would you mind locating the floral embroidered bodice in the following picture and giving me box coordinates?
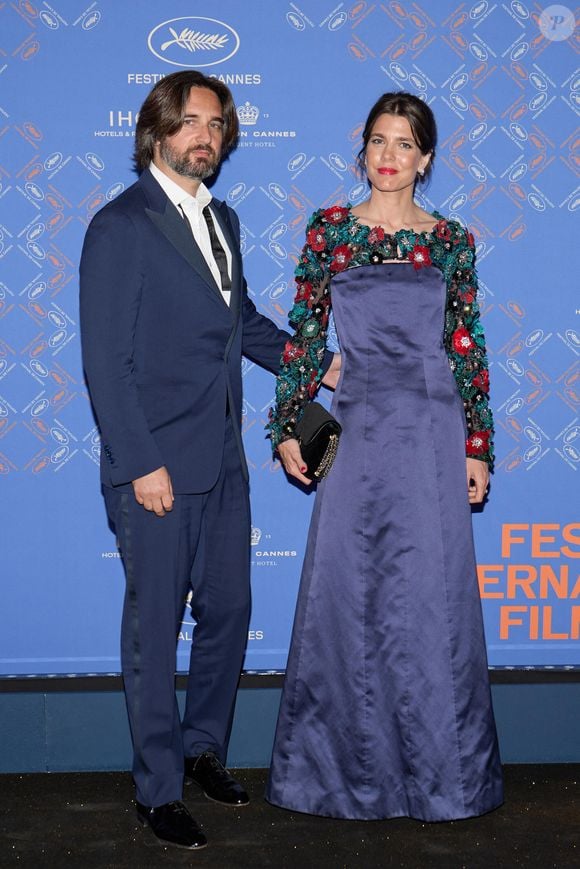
[268,204,494,465]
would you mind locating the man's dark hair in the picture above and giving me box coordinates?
[134,71,239,172]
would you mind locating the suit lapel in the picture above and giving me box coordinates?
[139,170,243,328]
[145,199,223,300]
[140,169,226,307]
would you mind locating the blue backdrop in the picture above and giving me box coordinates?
[1,0,578,675]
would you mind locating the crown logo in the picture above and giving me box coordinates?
[250,526,262,546]
[237,101,260,126]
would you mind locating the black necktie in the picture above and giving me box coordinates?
[202,205,231,294]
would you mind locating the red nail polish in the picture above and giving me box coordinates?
[300,466,307,473]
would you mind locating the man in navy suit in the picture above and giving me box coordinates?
[80,71,337,850]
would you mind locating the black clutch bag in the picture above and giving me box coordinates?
[294,402,342,481]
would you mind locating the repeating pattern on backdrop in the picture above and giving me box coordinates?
[0,1,577,674]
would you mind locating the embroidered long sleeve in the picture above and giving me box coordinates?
[268,206,494,465]
[442,228,494,466]
[268,219,331,450]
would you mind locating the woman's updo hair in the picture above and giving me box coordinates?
[357,92,437,183]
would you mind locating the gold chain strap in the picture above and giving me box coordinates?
[313,434,340,480]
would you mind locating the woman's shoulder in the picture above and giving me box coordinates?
[433,211,475,247]
[306,204,352,229]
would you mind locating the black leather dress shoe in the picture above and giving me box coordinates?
[184,751,250,806]
[136,800,207,849]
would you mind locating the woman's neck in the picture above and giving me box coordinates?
[354,189,428,232]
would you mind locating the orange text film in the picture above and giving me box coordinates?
[478,523,580,641]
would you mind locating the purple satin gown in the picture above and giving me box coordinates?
[266,264,504,821]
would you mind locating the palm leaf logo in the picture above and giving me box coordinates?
[161,27,229,52]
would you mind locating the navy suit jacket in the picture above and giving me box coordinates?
[80,168,290,494]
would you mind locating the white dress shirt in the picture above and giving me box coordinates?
[149,161,232,306]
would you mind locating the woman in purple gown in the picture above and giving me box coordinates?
[266,93,503,822]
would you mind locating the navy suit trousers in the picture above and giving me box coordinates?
[103,418,251,807]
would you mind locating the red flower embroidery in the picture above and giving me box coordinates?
[330,244,353,272]
[459,286,476,304]
[466,431,490,455]
[368,226,385,245]
[294,280,312,302]
[466,231,475,248]
[323,206,350,224]
[473,369,490,392]
[408,244,432,270]
[282,341,306,364]
[452,327,475,356]
[307,371,319,397]
[435,219,451,241]
[306,226,326,252]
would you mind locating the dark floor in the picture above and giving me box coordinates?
[0,766,578,868]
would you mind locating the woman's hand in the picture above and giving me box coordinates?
[321,353,341,390]
[277,438,312,486]
[466,457,489,505]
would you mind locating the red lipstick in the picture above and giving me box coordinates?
[378,168,398,175]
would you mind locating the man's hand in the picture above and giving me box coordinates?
[132,466,174,516]
[321,353,341,390]
[466,457,489,505]
[277,439,312,486]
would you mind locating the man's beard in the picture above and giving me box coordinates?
[160,140,220,181]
